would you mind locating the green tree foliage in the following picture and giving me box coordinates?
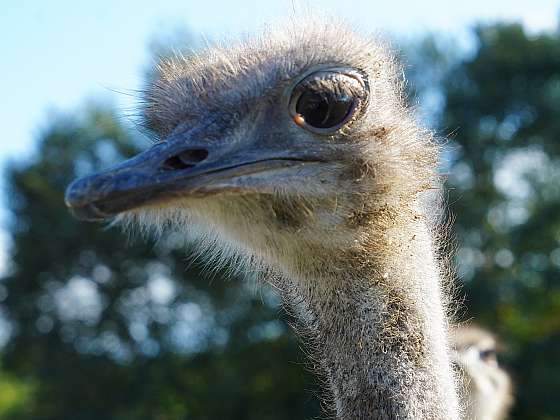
[0,107,319,419]
[442,24,560,419]
[0,369,33,418]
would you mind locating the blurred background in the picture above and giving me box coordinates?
[1,1,560,419]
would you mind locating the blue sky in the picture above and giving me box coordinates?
[0,0,559,273]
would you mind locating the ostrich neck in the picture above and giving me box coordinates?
[278,220,459,420]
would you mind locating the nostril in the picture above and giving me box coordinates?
[180,149,209,164]
[163,155,192,170]
[162,149,209,171]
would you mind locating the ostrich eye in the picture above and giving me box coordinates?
[289,68,368,134]
[479,348,497,363]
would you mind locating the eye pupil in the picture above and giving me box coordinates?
[296,90,354,129]
[479,349,497,362]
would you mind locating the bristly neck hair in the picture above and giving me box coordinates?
[274,206,459,419]
[120,181,460,420]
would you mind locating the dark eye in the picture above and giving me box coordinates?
[289,68,368,134]
[295,90,354,129]
[480,348,497,363]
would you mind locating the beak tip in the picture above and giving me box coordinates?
[64,178,109,222]
[64,178,85,208]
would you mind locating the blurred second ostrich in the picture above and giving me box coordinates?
[452,325,513,420]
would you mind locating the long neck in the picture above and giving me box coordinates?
[277,219,460,420]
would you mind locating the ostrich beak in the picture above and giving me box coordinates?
[65,128,326,221]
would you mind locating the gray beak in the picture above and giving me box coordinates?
[65,126,326,221]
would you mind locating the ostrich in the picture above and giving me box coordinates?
[65,20,460,419]
[451,325,513,420]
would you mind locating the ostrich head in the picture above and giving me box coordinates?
[65,21,439,280]
[65,21,461,419]
[451,326,513,420]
